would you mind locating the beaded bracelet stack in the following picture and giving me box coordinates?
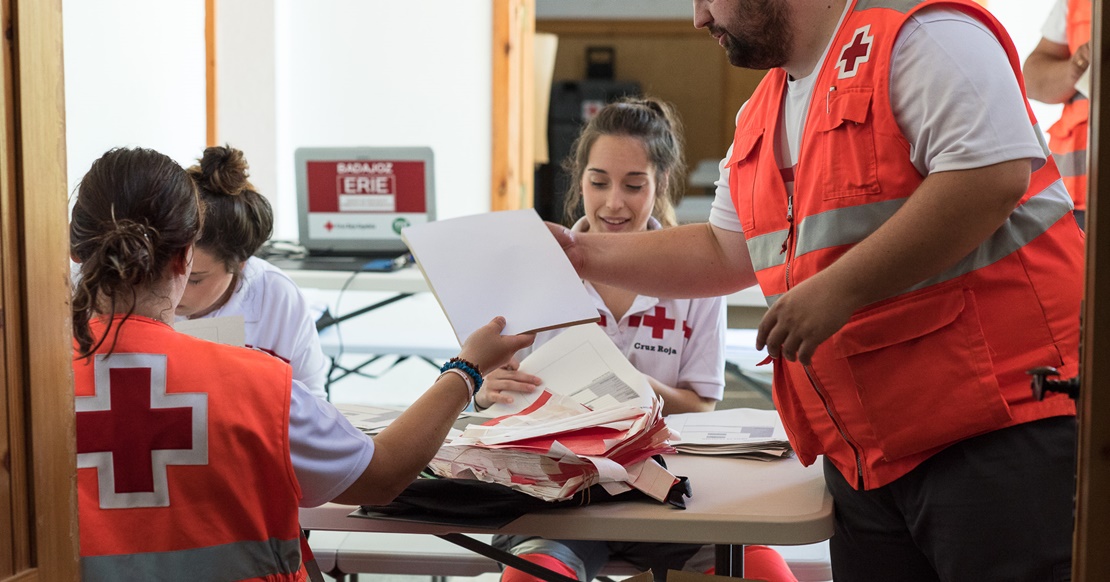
[439,357,483,399]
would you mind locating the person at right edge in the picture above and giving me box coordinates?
[545,0,1085,580]
[1024,0,1091,229]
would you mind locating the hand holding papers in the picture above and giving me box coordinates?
[475,322,654,419]
[429,324,680,503]
[401,209,599,344]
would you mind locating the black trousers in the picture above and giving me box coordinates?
[824,416,1076,582]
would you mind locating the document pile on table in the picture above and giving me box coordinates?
[427,324,680,503]
[665,407,793,460]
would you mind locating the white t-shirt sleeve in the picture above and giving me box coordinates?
[288,379,375,507]
[1041,0,1068,44]
[891,9,1046,176]
[708,142,744,233]
[712,11,1045,232]
[253,263,330,400]
[677,296,727,401]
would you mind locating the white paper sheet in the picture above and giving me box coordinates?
[173,315,245,347]
[475,323,654,419]
[400,209,599,343]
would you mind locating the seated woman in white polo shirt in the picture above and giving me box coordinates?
[474,97,796,582]
[175,145,330,400]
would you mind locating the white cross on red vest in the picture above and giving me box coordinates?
[76,353,208,509]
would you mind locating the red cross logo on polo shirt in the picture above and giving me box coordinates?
[76,353,208,509]
[836,25,874,79]
[641,306,676,339]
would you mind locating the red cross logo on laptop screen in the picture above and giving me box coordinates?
[836,25,874,79]
[76,353,208,509]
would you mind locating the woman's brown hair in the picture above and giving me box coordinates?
[187,145,274,275]
[70,147,201,358]
[561,96,687,228]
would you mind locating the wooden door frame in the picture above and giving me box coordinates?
[491,0,535,212]
[0,0,79,579]
[1076,1,1109,579]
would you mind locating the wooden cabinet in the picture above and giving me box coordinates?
[536,19,767,187]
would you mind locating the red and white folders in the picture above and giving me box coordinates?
[429,324,678,503]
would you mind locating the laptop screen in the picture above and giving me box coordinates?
[294,146,436,255]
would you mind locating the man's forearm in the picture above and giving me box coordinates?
[574,222,757,298]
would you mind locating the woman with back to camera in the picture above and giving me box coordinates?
[71,146,533,581]
[176,145,330,399]
[475,97,797,582]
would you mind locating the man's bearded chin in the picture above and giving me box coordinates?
[725,35,787,70]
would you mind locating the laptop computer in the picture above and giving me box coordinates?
[268,146,436,272]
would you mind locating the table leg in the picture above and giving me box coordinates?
[438,533,579,582]
[714,544,745,578]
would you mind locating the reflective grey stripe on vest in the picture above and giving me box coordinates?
[745,228,790,307]
[795,198,907,259]
[747,181,1072,306]
[747,229,790,273]
[1053,150,1087,178]
[903,180,1073,293]
[81,536,301,582]
[855,0,918,14]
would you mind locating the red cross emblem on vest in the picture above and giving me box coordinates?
[76,353,208,509]
[836,25,874,79]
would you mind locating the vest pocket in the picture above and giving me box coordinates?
[814,88,880,199]
[834,284,1012,461]
[728,128,764,233]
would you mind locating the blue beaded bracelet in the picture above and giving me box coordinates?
[440,358,483,395]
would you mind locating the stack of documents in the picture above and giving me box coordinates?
[665,408,793,460]
[427,324,680,503]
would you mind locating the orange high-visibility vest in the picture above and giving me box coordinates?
[75,315,307,581]
[728,0,1084,490]
[1046,0,1091,211]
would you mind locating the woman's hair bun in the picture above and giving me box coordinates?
[195,145,250,196]
[98,218,157,284]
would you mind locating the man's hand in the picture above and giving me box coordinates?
[756,274,858,366]
[546,221,582,274]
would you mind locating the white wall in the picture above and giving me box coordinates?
[63,0,492,242]
[62,0,206,197]
[216,0,283,234]
[986,0,1064,127]
[219,1,493,241]
[61,0,1063,231]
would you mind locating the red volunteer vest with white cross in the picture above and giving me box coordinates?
[75,315,306,581]
[729,0,1083,490]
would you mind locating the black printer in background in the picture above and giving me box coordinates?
[535,46,640,224]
